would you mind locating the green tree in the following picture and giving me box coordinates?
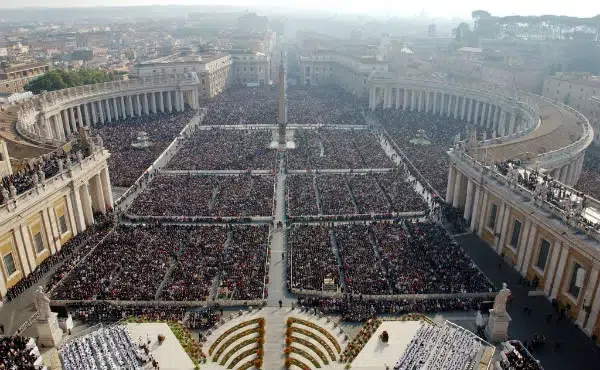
[24,68,119,94]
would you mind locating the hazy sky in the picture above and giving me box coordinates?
[0,0,597,18]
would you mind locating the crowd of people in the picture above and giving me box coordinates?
[185,309,219,330]
[60,325,140,370]
[1,143,90,201]
[287,175,319,216]
[287,221,492,297]
[3,213,113,302]
[204,87,278,126]
[0,336,40,370]
[287,225,339,291]
[499,340,543,370]
[53,224,269,302]
[93,111,194,187]
[287,86,365,126]
[128,174,274,217]
[287,129,392,170]
[70,303,186,324]
[297,296,485,322]
[376,108,486,197]
[394,322,485,370]
[167,129,276,170]
[575,154,600,200]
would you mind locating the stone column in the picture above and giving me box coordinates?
[474,100,480,125]
[466,99,472,123]
[120,96,127,118]
[84,103,91,127]
[576,267,598,327]
[71,184,87,233]
[76,105,83,128]
[549,246,569,299]
[509,112,516,134]
[566,162,576,186]
[477,191,489,237]
[112,97,120,121]
[425,91,430,113]
[105,99,112,122]
[369,87,375,109]
[463,179,475,221]
[90,103,98,124]
[403,89,408,110]
[166,91,173,113]
[143,93,149,115]
[496,203,509,254]
[100,167,114,209]
[136,94,142,116]
[80,182,95,227]
[69,107,77,133]
[91,174,106,214]
[158,91,165,113]
[481,103,487,127]
[461,97,467,120]
[446,166,456,203]
[179,91,185,111]
[151,92,157,114]
[382,87,389,109]
[395,87,401,109]
[470,185,482,231]
[452,171,463,208]
[584,279,600,335]
[127,95,134,117]
[453,96,459,118]
[559,165,568,183]
[13,226,31,275]
[56,113,67,138]
[97,101,105,124]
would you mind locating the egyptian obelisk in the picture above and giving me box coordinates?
[278,53,287,147]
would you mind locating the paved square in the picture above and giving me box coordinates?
[126,323,195,370]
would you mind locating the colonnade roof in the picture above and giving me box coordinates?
[469,99,583,164]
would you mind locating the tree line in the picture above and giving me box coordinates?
[24,69,124,94]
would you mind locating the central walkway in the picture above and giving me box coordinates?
[267,151,296,308]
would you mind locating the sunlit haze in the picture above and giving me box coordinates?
[0,0,597,18]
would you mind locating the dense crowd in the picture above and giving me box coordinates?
[93,111,194,187]
[71,303,186,324]
[54,224,269,302]
[499,341,543,370]
[0,336,39,370]
[167,129,276,170]
[287,221,492,297]
[287,175,319,216]
[217,225,269,300]
[128,174,274,217]
[374,221,492,294]
[185,309,219,330]
[317,175,357,215]
[575,154,600,200]
[1,144,89,201]
[287,129,392,169]
[298,296,485,322]
[374,171,428,212]
[3,213,113,302]
[288,225,339,291]
[287,86,365,125]
[205,87,278,125]
[377,108,485,196]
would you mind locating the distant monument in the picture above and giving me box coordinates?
[278,53,287,147]
[34,286,63,347]
[485,283,512,342]
[131,131,152,149]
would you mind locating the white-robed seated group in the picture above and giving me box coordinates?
[60,325,141,370]
[394,322,485,370]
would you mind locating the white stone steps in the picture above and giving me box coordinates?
[221,337,258,369]
[292,340,330,366]
[210,322,260,360]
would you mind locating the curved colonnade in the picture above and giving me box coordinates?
[367,76,593,188]
[14,74,201,147]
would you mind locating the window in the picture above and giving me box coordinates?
[59,215,68,234]
[33,231,45,253]
[487,203,498,230]
[536,239,551,271]
[3,253,16,276]
[567,262,583,298]
[510,220,522,248]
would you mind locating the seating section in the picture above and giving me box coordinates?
[285,316,344,369]
[207,317,265,370]
[60,325,139,370]
[393,322,487,370]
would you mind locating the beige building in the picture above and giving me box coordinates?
[0,62,50,93]
[0,140,112,299]
[132,54,233,100]
[542,73,600,144]
[448,147,600,344]
[0,140,11,178]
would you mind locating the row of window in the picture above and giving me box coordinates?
[487,204,582,299]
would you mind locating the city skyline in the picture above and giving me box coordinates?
[0,0,597,19]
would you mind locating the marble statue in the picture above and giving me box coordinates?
[76,151,83,162]
[34,286,52,321]
[1,187,8,203]
[96,134,103,148]
[38,170,45,182]
[58,159,64,172]
[493,283,511,315]
[9,184,17,198]
[32,173,39,185]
